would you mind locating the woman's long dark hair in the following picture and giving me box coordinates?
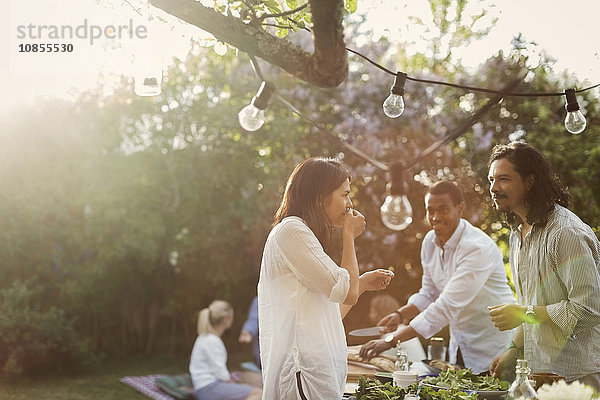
[488,141,571,227]
[274,157,350,251]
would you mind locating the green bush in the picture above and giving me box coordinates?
[0,281,99,376]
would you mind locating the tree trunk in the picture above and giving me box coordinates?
[149,0,348,88]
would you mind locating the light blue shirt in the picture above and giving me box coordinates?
[409,219,516,373]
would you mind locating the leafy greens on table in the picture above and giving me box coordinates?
[354,376,479,400]
[421,369,510,391]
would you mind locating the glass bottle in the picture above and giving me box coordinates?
[505,359,537,400]
[394,344,409,372]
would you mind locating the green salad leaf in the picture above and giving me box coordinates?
[420,369,510,391]
[354,377,479,400]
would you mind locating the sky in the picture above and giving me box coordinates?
[2,0,599,111]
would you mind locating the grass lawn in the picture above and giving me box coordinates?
[0,355,190,400]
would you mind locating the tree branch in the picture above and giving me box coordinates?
[258,3,308,21]
[149,0,348,88]
[262,23,293,29]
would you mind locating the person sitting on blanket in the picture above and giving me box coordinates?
[190,300,262,400]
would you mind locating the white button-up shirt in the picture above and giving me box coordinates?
[409,219,515,373]
[258,217,350,400]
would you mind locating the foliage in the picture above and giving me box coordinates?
[208,0,356,40]
[354,377,478,400]
[355,376,408,399]
[420,369,510,391]
[0,281,98,375]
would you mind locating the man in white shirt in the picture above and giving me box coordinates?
[360,181,515,373]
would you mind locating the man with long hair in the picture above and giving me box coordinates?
[487,141,600,390]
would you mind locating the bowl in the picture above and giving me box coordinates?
[393,371,418,387]
[529,372,564,391]
[374,372,393,384]
[421,383,506,400]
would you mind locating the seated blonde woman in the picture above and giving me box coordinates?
[189,300,262,400]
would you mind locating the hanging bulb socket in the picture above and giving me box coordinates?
[390,72,407,96]
[383,72,407,118]
[251,81,276,110]
[238,81,276,132]
[564,88,586,134]
[564,88,580,112]
[389,162,409,196]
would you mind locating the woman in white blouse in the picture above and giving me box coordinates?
[258,157,394,400]
[189,300,262,400]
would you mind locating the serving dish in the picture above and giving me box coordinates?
[349,326,384,337]
[421,383,507,400]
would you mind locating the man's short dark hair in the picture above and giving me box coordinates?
[425,181,464,206]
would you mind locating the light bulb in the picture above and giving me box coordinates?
[383,71,407,118]
[565,110,586,134]
[564,88,586,134]
[238,104,265,131]
[238,81,276,132]
[383,94,405,118]
[134,45,163,96]
[380,194,413,230]
[214,41,227,56]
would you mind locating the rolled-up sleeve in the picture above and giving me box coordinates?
[545,227,600,335]
[411,245,495,338]
[276,220,350,303]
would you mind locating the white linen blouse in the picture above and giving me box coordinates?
[189,333,231,390]
[258,216,351,400]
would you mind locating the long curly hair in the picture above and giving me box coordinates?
[274,157,351,252]
[488,141,570,227]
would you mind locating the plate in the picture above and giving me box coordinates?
[348,326,384,337]
[421,383,507,400]
[420,359,442,373]
[374,371,393,383]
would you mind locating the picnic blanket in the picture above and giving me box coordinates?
[120,374,194,400]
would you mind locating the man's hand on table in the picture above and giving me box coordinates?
[359,339,393,360]
[490,348,519,379]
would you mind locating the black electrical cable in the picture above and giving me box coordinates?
[346,47,600,96]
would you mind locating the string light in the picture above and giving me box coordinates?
[214,41,228,56]
[345,47,598,134]
[239,55,593,232]
[137,3,600,229]
[380,162,413,231]
[383,72,407,118]
[238,81,276,131]
[564,88,587,134]
[133,0,163,96]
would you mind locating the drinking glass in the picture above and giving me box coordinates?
[427,337,447,361]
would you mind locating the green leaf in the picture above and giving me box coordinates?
[286,0,298,9]
[264,0,282,14]
[345,0,357,13]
